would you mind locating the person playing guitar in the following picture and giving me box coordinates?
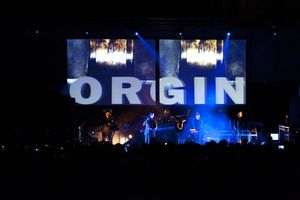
[173,108,190,144]
[143,112,157,144]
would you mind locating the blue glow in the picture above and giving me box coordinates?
[85,32,89,35]
[136,33,158,60]
[273,32,277,36]
[223,34,230,70]
[187,106,232,144]
[179,32,182,36]
[227,32,231,36]
[135,32,139,36]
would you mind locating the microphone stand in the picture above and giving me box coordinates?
[237,117,240,143]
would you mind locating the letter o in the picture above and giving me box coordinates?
[69,76,102,105]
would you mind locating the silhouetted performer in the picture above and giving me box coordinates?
[100,109,116,144]
[175,118,187,144]
[189,112,204,144]
[143,112,157,144]
[233,111,247,143]
[174,108,189,144]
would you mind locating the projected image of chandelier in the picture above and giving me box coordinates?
[181,40,224,68]
[90,39,134,67]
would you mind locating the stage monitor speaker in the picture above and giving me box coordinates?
[279,125,290,143]
[290,97,300,131]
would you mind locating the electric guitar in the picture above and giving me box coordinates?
[175,119,186,131]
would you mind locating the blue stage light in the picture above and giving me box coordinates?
[135,32,139,36]
[179,32,182,36]
[85,32,89,35]
[227,32,231,36]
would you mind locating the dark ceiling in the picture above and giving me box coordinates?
[1,0,300,29]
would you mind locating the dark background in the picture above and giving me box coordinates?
[1,0,300,142]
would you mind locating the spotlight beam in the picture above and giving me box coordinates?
[135,33,158,60]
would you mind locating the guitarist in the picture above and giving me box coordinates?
[175,118,187,144]
[143,112,157,144]
[189,112,204,144]
[174,108,190,144]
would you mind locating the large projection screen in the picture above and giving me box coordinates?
[67,39,246,105]
[159,39,246,105]
[67,39,156,105]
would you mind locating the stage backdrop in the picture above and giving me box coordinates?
[67,39,246,105]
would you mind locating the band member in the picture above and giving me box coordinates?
[231,111,247,143]
[143,112,157,144]
[100,109,116,144]
[189,112,204,144]
[175,118,187,144]
[174,108,190,144]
